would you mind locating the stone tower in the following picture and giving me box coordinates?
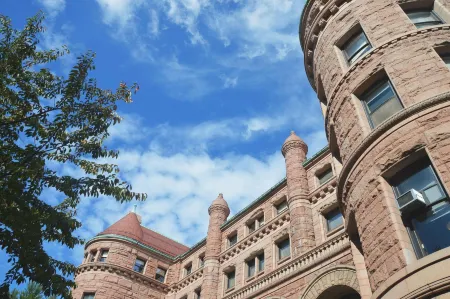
[282,131,315,255]
[201,193,230,299]
[301,0,450,297]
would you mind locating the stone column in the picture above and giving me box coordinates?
[281,131,315,255]
[201,194,230,299]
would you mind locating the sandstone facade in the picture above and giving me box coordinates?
[73,0,450,298]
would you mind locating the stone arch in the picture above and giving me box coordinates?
[300,265,360,299]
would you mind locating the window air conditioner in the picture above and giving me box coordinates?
[396,189,426,215]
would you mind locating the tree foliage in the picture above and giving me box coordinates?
[0,12,146,298]
[9,281,57,299]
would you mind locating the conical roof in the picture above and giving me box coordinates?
[209,193,230,216]
[281,131,308,156]
[98,212,189,257]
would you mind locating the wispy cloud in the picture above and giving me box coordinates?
[38,0,66,17]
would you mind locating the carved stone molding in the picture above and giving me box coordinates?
[76,262,169,293]
[168,267,204,294]
[219,212,290,263]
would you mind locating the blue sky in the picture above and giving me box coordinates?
[1,0,325,289]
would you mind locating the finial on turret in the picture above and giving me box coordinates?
[209,193,230,216]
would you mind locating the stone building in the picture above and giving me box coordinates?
[73,0,450,298]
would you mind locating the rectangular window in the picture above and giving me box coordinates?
[195,289,201,299]
[406,10,443,28]
[342,30,372,64]
[257,253,265,272]
[89,251,97,262]
[326,208,344,231]
[199,255,205,268]
[248,221,256,233]
[82,293,95,299]
[98,250,108,262]
[228,234,238,247]
[247,259,256,278]
[278,238,291,260]
[155,267,167,283]
[361,80,403,128]
[257,215,265,227]
[185,264,192,276]
[275,201,288,215]
[439,53,450,69]
[390,157,450,258]
[226,270,235,289]
[318,168,333,185]
[133,258,146,273]
[83,252,88,262]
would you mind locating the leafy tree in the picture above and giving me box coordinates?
[0,12,146,298]
[9,281,57,299]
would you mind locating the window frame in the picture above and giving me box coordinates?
[360,79,403,128]
[195,288,202,299]
[89,251,97,263]
[317,167,334,186]
[184,263,192,276]
[198,253,205,268]
[342,30,372,65]
[405,9,444,28]
[275,200,288,215]
[228,233,238,248]
[82,293,95,299]
[325,208,344,232]
[98,249,108,262]
[155,267,167,283]
[133,257,146,274]
[277,238,291,261]
[226,269,236,290]
[390,157,450,259]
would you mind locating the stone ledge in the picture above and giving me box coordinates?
[372,247,450,299]
[168,267,204,293]
[75,262,169,293]
[223,232,350,299]
[309,177,337,204]
[219,211,291,263]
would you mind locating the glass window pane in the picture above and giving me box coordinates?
[229,234,237,246]
[442,55,450,68]
[276,201,288,214]
[133,258,145,273]
[257,215,265,227]
[423,184,446,204]
[99,250,108,262]
[318,168,333,185]
[349,44,371,64]
[396,165,438,196]
[227,271,235,289]
[411,201,450,256]
[258,253,265,271]
[345,32,368,58]
[247,259,255,277]
[248,221,256,233]
[326,208,344,231]
[365,82,394,112]
[408,11,439,23]
[82,294,95,299]
[278,239,290,259]
[369,95,403,127]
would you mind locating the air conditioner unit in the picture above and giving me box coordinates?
[396,189,426,215]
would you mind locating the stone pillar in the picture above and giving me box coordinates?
[281,131,315,255]
[350,243,372,299]
[201,193,230,299]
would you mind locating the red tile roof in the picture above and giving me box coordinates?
[99,213,189,257]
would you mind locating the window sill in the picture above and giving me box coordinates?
[225,287,235,294]
[257,270,265,277]
[278,256,291,265]
[246,276,255,283]
[326,225,344,238]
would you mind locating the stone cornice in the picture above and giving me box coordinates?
[309,176,337,204]
[325,25,450,138]
[220,211,290,263]
[76,262,169,293]
[168,267,203,294]
[337,92,450,213]
[223,232,350,299]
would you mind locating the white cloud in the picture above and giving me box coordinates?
[148,9,160,37]
[95,0,145,29]
[222,76,238,89]
[38,0,66,17]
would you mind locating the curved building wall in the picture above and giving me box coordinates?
[301,0,450,297]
